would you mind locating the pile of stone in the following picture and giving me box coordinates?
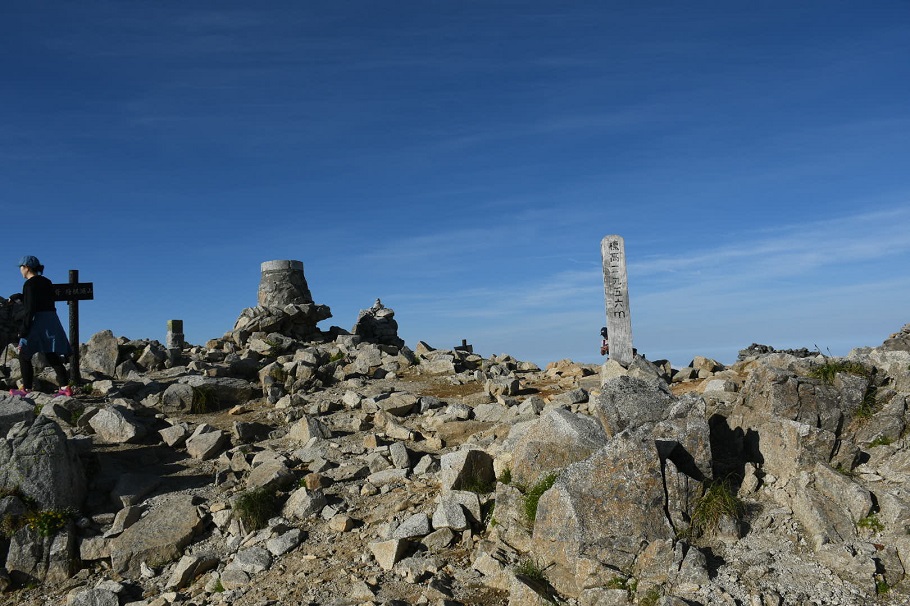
[0,296,26,353]
[737,342,815,360]
[352,299,405,348]
[1,259,909,606]
[229,260,333,347]
[881,323,910,352]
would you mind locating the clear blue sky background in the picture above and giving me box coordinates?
[2,2,909,368]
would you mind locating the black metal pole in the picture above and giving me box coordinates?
[68,269,82,385]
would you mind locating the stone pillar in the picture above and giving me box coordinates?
[601,235,634,365]
[258,260,314,307]
[166,319,184,366]
[166,319,184,349]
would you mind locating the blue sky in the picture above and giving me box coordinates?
[2,1,909,368]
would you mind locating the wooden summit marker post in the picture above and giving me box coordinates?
[53,269,94,385]
[601,235,633,365]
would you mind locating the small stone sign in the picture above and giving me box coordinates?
[601,235,633,365]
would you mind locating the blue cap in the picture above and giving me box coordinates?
[17,255,40,269]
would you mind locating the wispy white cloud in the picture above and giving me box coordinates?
[631,206,910,281]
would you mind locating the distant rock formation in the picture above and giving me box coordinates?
[352,298,404,348]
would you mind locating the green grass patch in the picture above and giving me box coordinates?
[0,514,20,539]
[514,557,547,581]
[23,509,71,537]
[461,475,496,495]
[808,359,869,384]
[688,479,744,541]
[190,385,220,414]
[808,356,880,421]
[0,487,68,538]
[483,501,496,528]
[523,472,558,527]
[513,558,560,605]
[70,407,85,425]
[854,387,881,421]
[869,435,894,448]
[605,577,626,590]
[456,457,496,494]
[497,467,512,485]
[233,487,281,530]
[857,514,884,533]
[835,463,857,478]
[638,586,662,606]
[605,576,638,599]
[267,365,288,383]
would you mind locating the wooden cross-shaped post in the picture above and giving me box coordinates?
[52,270,94,385]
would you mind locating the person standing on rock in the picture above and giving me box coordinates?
[10,256,71,397]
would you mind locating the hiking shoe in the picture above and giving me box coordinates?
[55,386,73,398]
[9,389,29,397]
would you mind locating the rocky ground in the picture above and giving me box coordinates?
[0,325,598,606]
[1,309,910,606]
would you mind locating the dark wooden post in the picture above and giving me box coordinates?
[67,270,82,385]
[53,271,93,385]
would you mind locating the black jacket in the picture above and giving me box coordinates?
[20,275,58,338]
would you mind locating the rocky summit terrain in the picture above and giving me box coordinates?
[1,268,910,606]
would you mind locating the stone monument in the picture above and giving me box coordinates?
[258,260,314,307]
[601,235,633,365]
[229,260,331,346]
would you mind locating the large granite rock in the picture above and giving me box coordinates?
[0,416,86,510]
[531,429,675,597]
[5,523,79,585]
[507,408,607,488]
[80,330,120,378]
[109,495,205,576]
[0,394,37,436]
[160,376,256,414]
[88,405,148,444]
[592,375,673,437]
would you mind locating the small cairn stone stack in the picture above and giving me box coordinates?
[352,299,404,348]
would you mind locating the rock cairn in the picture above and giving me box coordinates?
[352,299,405,348]
[0,296,25,352]
[230,260,332,346]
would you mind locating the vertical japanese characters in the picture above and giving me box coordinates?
[601,235,634,365]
